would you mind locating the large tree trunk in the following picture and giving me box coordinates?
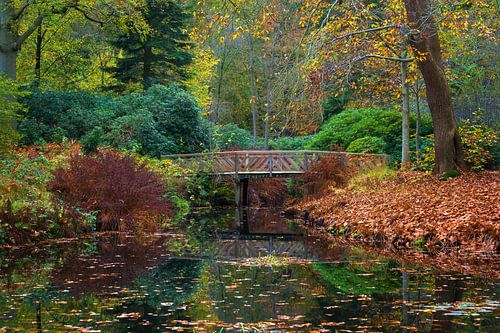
[404,0,466,174]
[0,2,17,79]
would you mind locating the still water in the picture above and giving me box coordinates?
[0,209,498,332]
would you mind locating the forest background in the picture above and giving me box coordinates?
[0,0,498,244]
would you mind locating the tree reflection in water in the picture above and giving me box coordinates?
[0,209,498,332]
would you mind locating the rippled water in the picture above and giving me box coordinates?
[0,209,498,332]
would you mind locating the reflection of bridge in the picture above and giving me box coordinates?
[214,238,313,260]
[163,150,388,206]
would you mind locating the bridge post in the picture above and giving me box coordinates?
[242,178,249,207]
[235,177,249,207]
[235,177,241,206]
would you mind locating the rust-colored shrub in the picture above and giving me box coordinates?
[49,152,172,232]
[248,178,288,206]
[301,156,351,195]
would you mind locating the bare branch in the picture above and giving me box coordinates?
[16,15,43,49]
[333,24,396,42]
[73,6,105,25]
[353,53,414,63]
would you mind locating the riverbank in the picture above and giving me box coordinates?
[295,170,499,253]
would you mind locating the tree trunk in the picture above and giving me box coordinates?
[264,78,271,150]
[404,0,466,174]
[249,34,257,147]
[34,20,43,87]
[415,80,421,159]
[264,28,280,150]
[143,43,153,90]
[0,2,17,79]
[214,43,227,122]
[400,51,410,166]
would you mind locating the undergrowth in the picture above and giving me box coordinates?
[49,151,172,233]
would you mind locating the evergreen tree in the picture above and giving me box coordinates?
[109,0,192,90]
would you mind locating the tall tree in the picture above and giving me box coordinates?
[0,0,115,79]
[109,0,192,90]
[403,0,466,174]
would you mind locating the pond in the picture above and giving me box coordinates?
[0,208,498,332]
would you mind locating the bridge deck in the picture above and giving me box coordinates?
[162,150,388,177]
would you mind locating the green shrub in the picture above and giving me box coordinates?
[147,85,209,152]
[105,111,176,156]
[81,126,105,154]
[213,123,253,150]
[269,136,313,150]
[19,89,108,144]
[19,85,209,155]
[0,76,26,152]
[489,140,500,168]
[415,120,498,171]
[346,136,386,154]
[459,120,498,170]
[307,108,433,162]
[322,92,350,120]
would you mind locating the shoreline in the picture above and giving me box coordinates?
[296,219,500,279]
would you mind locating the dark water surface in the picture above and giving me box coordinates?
[0,209,498,332]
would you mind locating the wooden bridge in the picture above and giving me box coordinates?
[162,150,388,177]
[162,150,388,206]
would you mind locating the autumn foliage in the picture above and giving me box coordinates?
[248,178,288,206]
[297,171,500,252]
[49,152,172,232]
[301,156,351,196]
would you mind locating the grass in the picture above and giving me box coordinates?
[347,167,396,191]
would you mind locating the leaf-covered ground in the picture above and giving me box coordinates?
[297,171,500,252]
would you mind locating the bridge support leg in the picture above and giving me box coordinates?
[242,178,249,207]
[235,177,249,207]
[235,177,241,206]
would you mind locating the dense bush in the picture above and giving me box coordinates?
[19,85,209,155]
[0,76,26,152]
[415,120,498,171]
[81,126,104,154]
[105,111,176,156]
[307,108,433,162]
[346,136,387,154]
[49,152,172,232]
[0,143,95,244]
[269,136,312,150]
[109,85,209,154]
[322,92,350,120]
[301,156,350,195]
[459,120,498,170]
[213,123,254,150]
[19,90,109,144]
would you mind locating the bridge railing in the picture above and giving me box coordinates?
[162,150,388,176]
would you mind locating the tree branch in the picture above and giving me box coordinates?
[16,15,43,49]
[73,6,105,25]
[333,24,397,42]
[12,0,33,20]
[353,53,414,63]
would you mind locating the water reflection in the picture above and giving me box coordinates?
[0,209,498,332]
